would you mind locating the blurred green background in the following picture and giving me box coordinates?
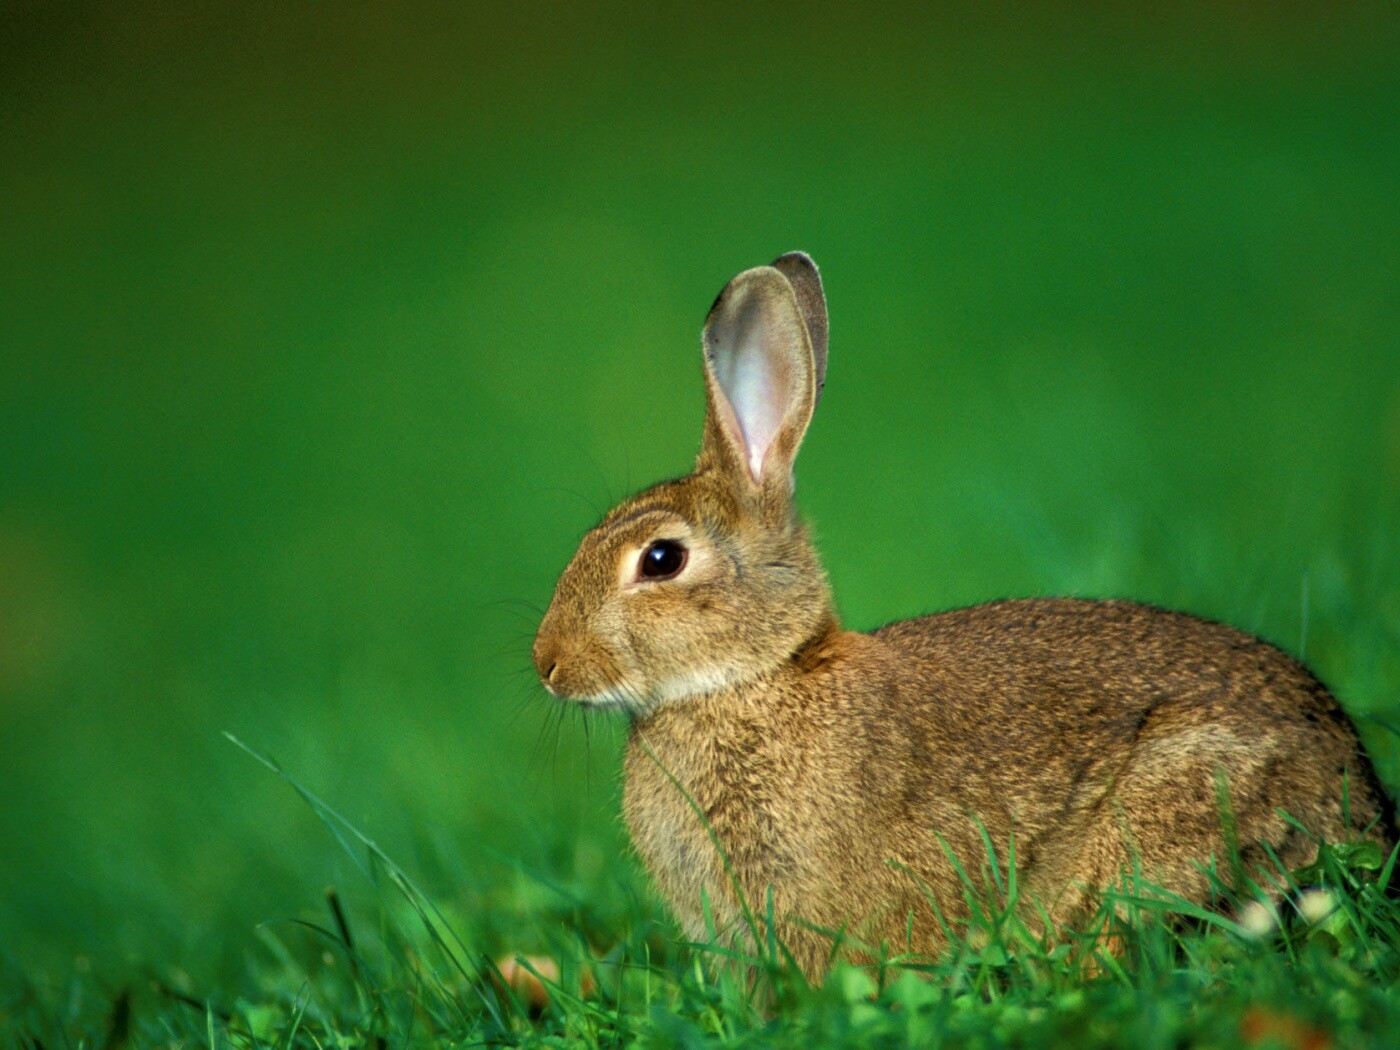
[3,2,1398,983]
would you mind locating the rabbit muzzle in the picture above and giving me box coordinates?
[532,626,636,708]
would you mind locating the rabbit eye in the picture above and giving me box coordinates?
[639,540,687,581]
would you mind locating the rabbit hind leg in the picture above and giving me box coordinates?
[1027,734,1329,941]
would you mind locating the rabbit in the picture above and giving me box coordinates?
[532,252,1395,981]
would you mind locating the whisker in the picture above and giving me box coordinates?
[580,704,594,789]
[527,697,566,775]
[505,682,548,727]
[489,596,548,613]
[542,482,608,523]
[550,698,570,777]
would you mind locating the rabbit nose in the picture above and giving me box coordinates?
[532,638,561,692]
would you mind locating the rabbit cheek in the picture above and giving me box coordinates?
[622,600,744,704]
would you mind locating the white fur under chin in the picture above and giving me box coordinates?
[577,664,743,714]
[651,664,745,705]
[574,687,644,713]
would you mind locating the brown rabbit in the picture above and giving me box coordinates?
[532,252,1394,981]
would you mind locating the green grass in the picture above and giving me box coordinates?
[8,738,1400,1046]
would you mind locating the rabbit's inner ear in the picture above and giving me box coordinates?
[703,266,815,487]
[710,305,797,481]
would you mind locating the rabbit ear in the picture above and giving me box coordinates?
[700,263,818,490]
[770,252,828,406]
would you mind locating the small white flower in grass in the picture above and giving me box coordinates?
[1237,899,1279,938]
[1296,887,1338,925]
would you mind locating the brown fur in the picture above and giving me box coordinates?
[533,254,1394,982]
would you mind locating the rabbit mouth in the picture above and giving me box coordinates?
[555,665,737,714]
[561,682,651,714]
[538,639,746,713]
[570,664,746,713]
[579,688,642,712]
[541,664,654,712]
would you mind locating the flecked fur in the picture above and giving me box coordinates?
[534,254,1394,981]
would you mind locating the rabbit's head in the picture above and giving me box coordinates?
[533,254,836,714]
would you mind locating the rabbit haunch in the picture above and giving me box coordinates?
[533,252,1394,982]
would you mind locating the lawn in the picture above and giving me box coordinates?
[9,738,1400,1045]
[2,3,1399,1046]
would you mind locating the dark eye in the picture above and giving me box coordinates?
[639,539,687,580]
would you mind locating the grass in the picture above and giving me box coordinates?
[8,735,1400,1047]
